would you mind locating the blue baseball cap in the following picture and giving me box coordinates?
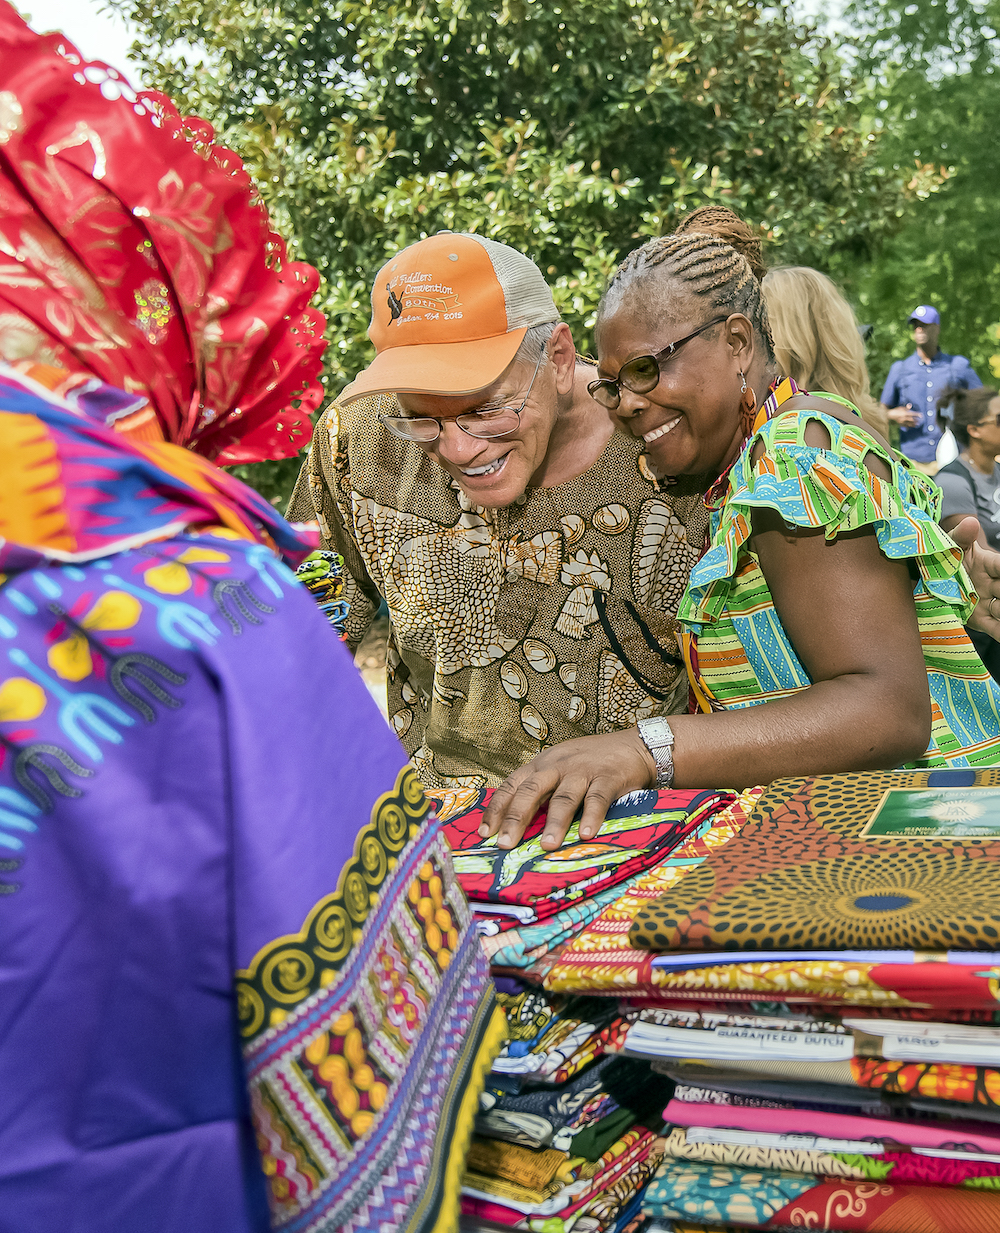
[908,305,941,325]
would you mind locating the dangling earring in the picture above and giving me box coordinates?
[739,371,757,437]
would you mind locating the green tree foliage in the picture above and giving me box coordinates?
[845,0,1000,391]
[110,0,917,503]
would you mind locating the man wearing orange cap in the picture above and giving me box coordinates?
[290,233,708,803]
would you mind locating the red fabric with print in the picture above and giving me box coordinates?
[768,1179,1000,1232]
[442,786,732,922]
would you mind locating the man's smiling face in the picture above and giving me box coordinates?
[395,350,558,508]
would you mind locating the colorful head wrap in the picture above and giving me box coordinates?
[0,363,314,569]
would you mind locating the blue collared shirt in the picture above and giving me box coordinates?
[880,350,982,462]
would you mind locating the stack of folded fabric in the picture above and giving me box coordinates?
[439,786,735,978]
[623,1007,1000,1227]
[616,767,1000,1232]
[460,767,1000,1232]
[460,985,676,1232]
[438,788,752,1232]
[511,789,763,996]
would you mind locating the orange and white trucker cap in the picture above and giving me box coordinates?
[339,232,560,403]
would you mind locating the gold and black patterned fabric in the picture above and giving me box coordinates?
[289,391,709,803]
[630,768,1000,953]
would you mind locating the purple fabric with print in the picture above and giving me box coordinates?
[0,536,406,1230]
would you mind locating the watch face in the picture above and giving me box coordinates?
[644,717,673,745]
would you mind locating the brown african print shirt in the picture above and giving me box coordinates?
[288,393,708,806]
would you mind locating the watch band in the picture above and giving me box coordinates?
[637,716,675,788]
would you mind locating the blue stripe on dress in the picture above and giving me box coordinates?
[731,609,810,695]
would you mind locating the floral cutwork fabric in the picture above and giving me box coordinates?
[0,6,326,463]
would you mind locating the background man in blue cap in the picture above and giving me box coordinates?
[880,304,983,473]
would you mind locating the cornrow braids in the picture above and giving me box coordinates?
[600,208,775,361]
[675,205,767,279]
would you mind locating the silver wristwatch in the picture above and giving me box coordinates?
[637,716,676,788]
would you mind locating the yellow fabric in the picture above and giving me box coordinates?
[462,1169,562,1205]
[557,1155,587,1184]
[0,409,73,553]
[466,1138,569,1190]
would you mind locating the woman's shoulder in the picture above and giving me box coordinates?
[935,457,975,486]
[766,392,893,456]
[737,390,944,528]
[686,392,967,626]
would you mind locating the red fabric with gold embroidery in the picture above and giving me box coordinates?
[0,2,326,463]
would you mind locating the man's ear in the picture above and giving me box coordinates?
[549,323,577,394]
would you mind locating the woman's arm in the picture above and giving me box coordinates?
[481,515,931,851]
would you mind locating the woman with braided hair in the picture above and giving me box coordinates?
[481,205,1000,850]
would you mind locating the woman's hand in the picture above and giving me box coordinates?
[479,729,657,851]
[949,516,1000,641]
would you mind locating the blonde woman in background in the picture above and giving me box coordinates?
[762,265,890,439]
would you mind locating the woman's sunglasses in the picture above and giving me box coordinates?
[587,315,730,411]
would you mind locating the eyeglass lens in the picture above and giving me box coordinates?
[382,343,545,441]
[589,315,730,410]
[590,356,661,409]
[457,408,521,437]
[619,356,661,393]
[384,406,521,442]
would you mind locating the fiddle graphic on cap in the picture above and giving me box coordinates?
[387,284,403,323]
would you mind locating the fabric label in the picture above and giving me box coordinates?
[859,787,1000,838]
[687,1128,884,1155]
[879,1032,1000,1065]
[626,1023,854,1061]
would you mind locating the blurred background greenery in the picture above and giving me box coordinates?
[107,0,1000,506]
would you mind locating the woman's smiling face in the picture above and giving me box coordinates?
[595,303,754,479]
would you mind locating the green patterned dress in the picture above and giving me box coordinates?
[678,379,1000,767]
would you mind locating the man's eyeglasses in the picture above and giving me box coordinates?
[587,316,730,411]
[379,347,546,443]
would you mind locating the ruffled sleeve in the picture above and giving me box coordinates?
[679,408,975,628]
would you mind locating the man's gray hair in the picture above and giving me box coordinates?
[514,321,560,368]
